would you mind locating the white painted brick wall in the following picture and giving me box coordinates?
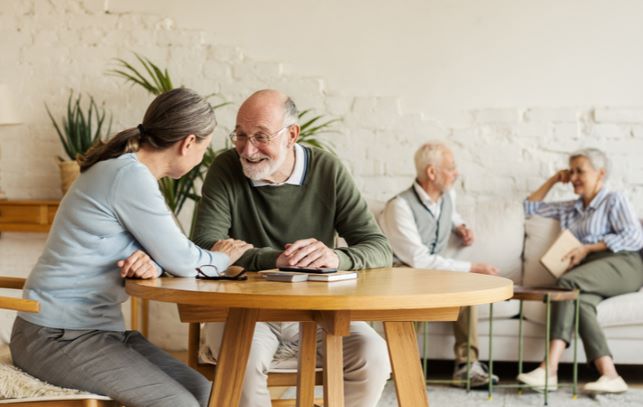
[1,0,643,350]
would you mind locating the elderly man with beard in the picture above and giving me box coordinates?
[192,89,392,407]
[377,141,500,388]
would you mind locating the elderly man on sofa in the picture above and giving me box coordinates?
[378,141,500,388]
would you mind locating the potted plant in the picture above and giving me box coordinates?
[46,92,112,194]
[297,108,340,154]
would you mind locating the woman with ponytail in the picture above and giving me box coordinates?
[10,88,251,407]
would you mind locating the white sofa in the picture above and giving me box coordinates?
[370,200,643,365]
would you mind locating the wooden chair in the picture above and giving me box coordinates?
[181,309,324,407]
[0,276,118,407]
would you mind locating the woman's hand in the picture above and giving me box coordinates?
[211,239,253,264]
[118,250,158,279]
[563,245,590,269]
[554,169,571,184]
[528,169,572,201]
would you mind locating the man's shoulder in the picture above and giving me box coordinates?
[305,145,342,168]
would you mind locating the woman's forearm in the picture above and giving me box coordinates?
[527,176,558,202]
[586,241,608,254]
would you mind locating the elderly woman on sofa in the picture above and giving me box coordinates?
[517,148,643,394]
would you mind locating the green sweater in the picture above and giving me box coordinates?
[192,147,392,271]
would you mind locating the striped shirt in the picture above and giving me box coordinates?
[524,188,643,253]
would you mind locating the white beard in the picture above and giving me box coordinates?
[240,140,289,181]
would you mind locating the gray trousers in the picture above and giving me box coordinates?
[203,321,391,407]
[10,317,211,407]
[551,251,643,362]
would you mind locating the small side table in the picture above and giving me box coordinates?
[487,286,580,406]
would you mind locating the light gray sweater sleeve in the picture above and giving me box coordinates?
[110,164,229,276]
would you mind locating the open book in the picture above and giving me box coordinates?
[540,229,582,278]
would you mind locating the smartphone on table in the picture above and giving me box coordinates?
[278,266,337,274]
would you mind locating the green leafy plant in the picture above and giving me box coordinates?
[297,109,340,154]
[110,53,173,96]
[46,93,112,161]
[109,53,229,109]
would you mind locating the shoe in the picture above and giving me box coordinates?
[583,375,628,394]
[452,361,500,388]
[516,367,558,391]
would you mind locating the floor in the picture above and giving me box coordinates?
[169,351,643,399]
[420,359,643,391]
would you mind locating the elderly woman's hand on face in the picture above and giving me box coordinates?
[554,169,571,184]
[211,239,253,264]
[118,250,158,279]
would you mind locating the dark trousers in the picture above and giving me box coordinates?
[11,317,211,407]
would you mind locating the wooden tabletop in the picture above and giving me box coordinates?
[126,267,513,310]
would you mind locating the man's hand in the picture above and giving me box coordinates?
[211,239,253,264]
[276,238,340,269]
[455,224,475,246]
[118,250,157,279]
[470,263,499,275]
[562,245,590,269]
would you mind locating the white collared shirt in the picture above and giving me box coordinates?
[378,183,471,272]
[251,143,306,187]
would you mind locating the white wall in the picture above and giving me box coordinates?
[1,0,642,349]
[111,0,643,114]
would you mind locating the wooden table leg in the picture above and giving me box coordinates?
[384,321,429,407]
[297,321,317,407]
[316,311,350,407]
[323,332,344,407]
[208,308,259,407]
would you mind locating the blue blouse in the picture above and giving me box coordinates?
[524,188,643,253]
[19,153,230,331]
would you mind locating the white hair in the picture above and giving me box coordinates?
[414,142,450,182]
[570,148,610,180]
[283,97,299,126]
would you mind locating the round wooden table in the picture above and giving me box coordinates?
[126,268,513,407]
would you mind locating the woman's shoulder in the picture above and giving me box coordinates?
[602,189,632,206]
[90,153,156,192]
[90,153,141,174]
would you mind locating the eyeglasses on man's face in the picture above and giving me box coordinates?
[229,124,293,146]
[195,265,247,280]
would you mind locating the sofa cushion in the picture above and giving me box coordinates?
[442,200,524,283]
[520,288,643,327]
[522,216,561,288]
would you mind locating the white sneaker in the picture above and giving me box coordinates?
[516,367,558,391]
[583,375,628,394]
